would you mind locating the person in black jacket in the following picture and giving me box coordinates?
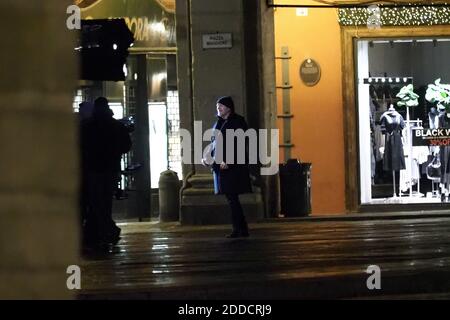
[81,97,132,248]
[203,96,252,238]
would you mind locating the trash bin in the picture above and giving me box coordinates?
[279,159,312,217]
[158,169,181,222]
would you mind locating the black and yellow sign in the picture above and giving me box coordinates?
[79,0,176,49]
[413,128,450,146]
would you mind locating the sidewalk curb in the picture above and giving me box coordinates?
[261,210,450,223]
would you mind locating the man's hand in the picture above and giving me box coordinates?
[220,162,228,170]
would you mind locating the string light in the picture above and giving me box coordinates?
[338,5,450,26]
[363,77,413,84]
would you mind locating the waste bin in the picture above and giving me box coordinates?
[279,159,312,217]
[158,169,181,222]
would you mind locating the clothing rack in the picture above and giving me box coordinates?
[364,76,427,201]
[401,118,424,198]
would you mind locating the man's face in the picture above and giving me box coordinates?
[216,103,231,118]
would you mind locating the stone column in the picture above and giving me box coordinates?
[257,1,280,218]
[0,0,79,299]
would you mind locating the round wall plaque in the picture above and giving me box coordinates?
[300,59,321,87]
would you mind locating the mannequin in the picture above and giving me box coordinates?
[380,104,406,197]
[428,106,439,129]
[437,105,450,202]
[427,106,440,197]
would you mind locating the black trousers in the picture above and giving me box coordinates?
[225,193,248,233]
[85,172,120,242]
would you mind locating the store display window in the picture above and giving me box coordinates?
[357,38,450,204]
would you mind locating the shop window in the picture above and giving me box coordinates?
[73,89,83,112]
[167,90,182,178]
[149,102,168,188]
[357,38,450,204]
[109,102,124,119]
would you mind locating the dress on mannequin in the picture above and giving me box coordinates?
[380,106,406,172]
[427,106,440,180]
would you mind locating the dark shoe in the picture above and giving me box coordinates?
[104,225,121,245]
[103,233,121,245]
[95,229,121,246]
[226,232,240,238]
[226,231,250,238]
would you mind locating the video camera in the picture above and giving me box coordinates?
[118,116,135,133]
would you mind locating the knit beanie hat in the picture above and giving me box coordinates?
[216,96,235,113]
[79,101,94,120]
[93,97,113,118]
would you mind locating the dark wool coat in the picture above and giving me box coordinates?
[81,112,132,174]
[211,113,252,195]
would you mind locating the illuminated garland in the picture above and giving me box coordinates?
[338,6,450,26]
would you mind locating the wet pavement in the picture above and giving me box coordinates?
[78,216,450,299]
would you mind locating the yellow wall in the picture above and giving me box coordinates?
[275,7,345,215]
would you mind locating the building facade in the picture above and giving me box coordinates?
[74,0,279,223]
[274,0,450,215]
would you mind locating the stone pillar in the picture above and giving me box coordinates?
[0,0,78,299]
[133,55,151,220]
[176,0,268,225]
[242,0,279,219]
[257,1,280,218]
[176,0,194,180]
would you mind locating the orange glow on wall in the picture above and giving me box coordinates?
[275,6,346,215]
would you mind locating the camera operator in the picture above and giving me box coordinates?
[80,97,132,249]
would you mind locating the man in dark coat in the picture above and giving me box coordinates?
[81,97,132,247]
[203,96,252,238]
